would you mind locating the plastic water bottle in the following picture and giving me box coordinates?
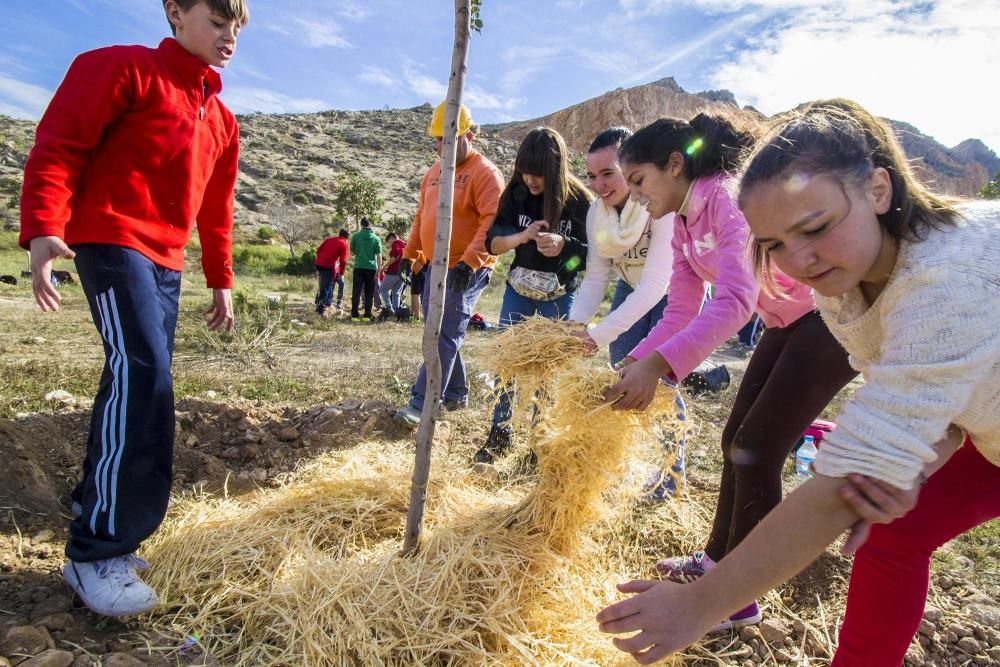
[795,435,817,478]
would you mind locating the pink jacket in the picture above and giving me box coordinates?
[629,173,814,380]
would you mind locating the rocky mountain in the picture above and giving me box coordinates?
[232,105,519,227]
[490,77,999,198]
[0,79,996,235]
[0,105,520,234]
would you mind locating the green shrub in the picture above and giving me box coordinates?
[257,225,276,240]
[232,243,294,276]
[285,248,316,275]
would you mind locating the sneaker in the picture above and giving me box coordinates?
[442,398,468,412]
[394,405,422,429]
[473,427,513,464]
[655,550,716,583]
[642,468,681,502]
[63,554,159,617]
[710,601,763,634]
[351,317,361,322]
[682,364,731,396]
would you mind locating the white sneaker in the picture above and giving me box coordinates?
[394,405,421,429]
[63,554,159,617]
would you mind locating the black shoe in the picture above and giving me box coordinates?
[442,398,468,412]
[682,364,731,396]
[473,428,513,464]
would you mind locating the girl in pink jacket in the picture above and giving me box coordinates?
[603,112,858,630]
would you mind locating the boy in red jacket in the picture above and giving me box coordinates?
[314,229,349,316]
[18,0,248,617]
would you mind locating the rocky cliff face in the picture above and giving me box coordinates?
[493,77,728,155]
[490,78,998,198]
[0,105,520,233]
[0,81,996,234]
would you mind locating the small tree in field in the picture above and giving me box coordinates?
[981,171,1000,200]
[384,214,411,237]
[403,0,479,555]
[334,174,385,229]
[265,203,323,257]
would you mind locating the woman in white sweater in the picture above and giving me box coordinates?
[569,127,684,497]
[597,99,1000,665]
[570,127,674,364]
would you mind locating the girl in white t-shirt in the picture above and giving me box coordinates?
[596,98,1000,666]
[569,127,685,497]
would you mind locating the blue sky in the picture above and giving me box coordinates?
[1,0,998,153]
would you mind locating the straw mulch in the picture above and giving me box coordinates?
[144,316,692,665]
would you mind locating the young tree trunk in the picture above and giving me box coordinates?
[402,0,471,555]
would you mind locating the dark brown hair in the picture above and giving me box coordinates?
[618,109,761,180]
[738,98,961,284]
[500,127,591,227]
[163,0,249,35]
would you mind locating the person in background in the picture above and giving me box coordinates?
[315,228,349,317]
[394,102,503,426]
[379,231,407,318]
[408,260,425,322]
[475,127,591,463]
[349,217,382,321]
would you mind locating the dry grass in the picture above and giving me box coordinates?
[143,316,692,665]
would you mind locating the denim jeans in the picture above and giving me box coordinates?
[334,274,344,306]
[315,267,334,311]
[379,273,406,313]
[606,279,685,497]
[408,265,492,410]
[490,284,575,432]
[607,279,670,366]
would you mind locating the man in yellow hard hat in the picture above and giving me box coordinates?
[395,101,503,427]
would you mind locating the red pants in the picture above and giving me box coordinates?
[833,440,1000,666]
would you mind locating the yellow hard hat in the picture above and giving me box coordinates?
[427,101,474,138]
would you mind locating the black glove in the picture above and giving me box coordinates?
[446,261,474,292]
[399,258,413,278]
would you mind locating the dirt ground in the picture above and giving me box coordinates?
[1,272,998,666]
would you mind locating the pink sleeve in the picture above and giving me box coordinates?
[632,193,758,381]
[628,216,705,363]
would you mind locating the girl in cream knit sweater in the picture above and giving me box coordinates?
[597,99,1000,666]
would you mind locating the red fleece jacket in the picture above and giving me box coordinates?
[315,236,349,275]
[19,38,238,288]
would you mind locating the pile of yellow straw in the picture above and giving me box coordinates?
[144,316,687,665]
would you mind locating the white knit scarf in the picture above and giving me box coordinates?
[591,196,648,258]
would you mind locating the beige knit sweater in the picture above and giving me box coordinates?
[814,201,1000,489]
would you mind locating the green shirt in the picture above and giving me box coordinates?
[349,228,382,271]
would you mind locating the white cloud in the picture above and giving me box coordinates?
[268,18,351,48]
[403,67,447,100]
[621,10,762,85]
[0,75,52,119]
[221,86,329,114]
[296,18,351,48]
[619,0,916,18]
[358,66,398,88]
[403,66,525,116]
[337,1,369,21]
[710,0,1000,152]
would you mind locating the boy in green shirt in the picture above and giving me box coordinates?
[349,218,382,320]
